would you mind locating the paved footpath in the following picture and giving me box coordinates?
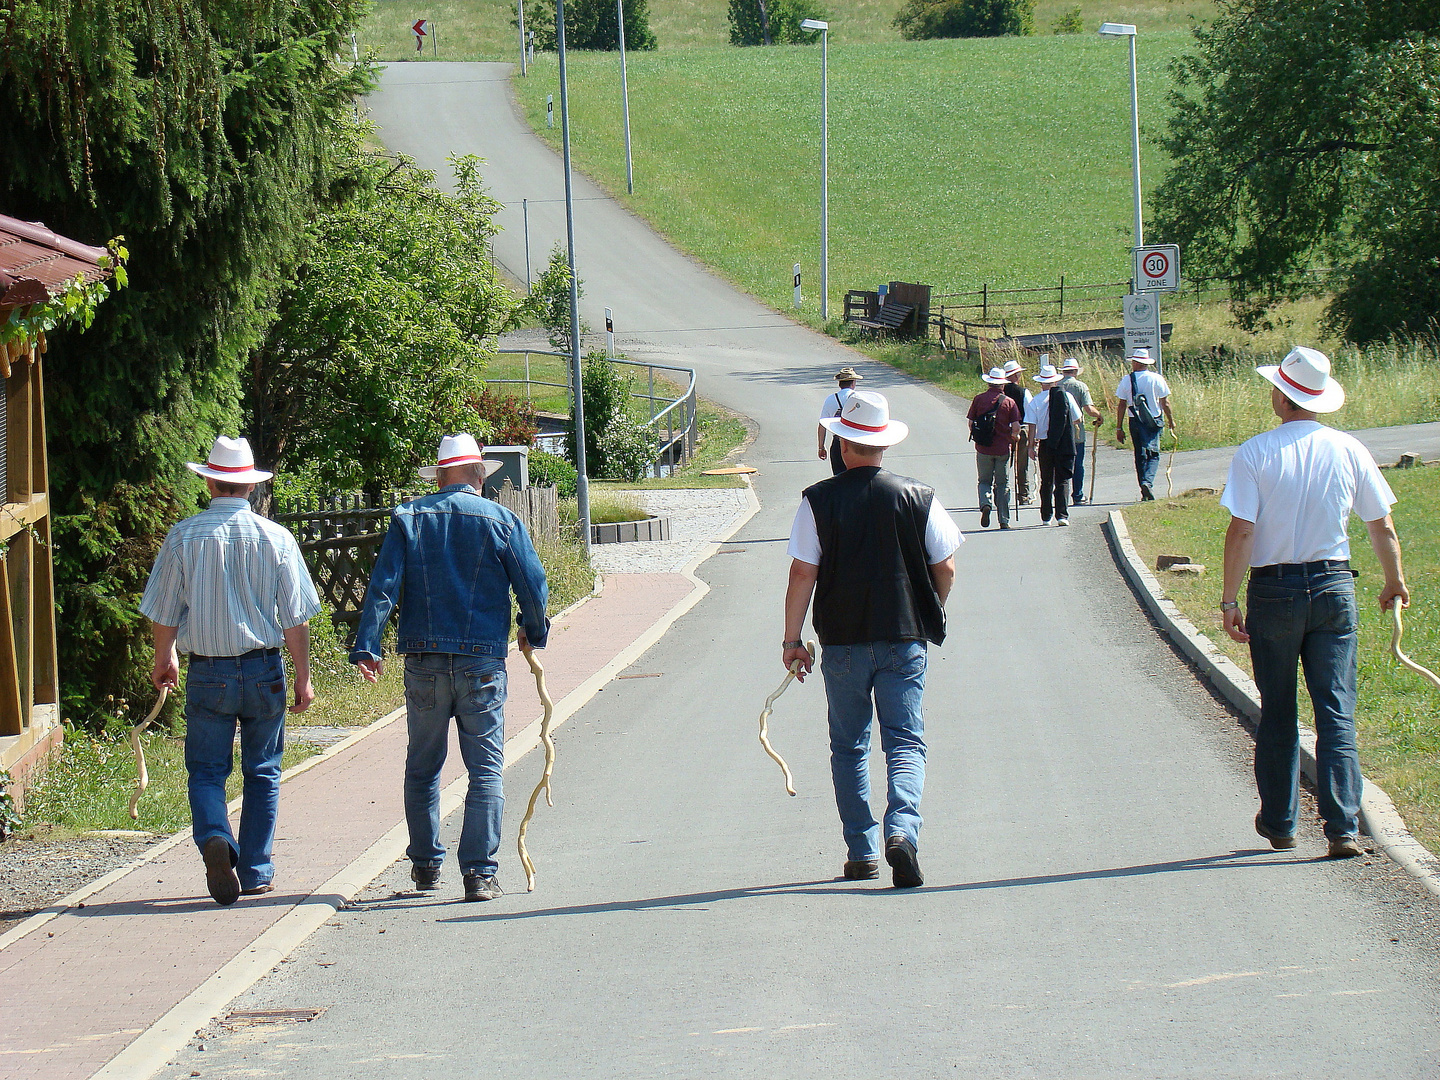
[0,567,721,1080]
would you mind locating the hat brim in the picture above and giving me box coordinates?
[1033,374,1064,384]
[419,457,506,481]
[1257,365,1345,413]
[834,372,864,381]
[819,417,909,447]
[186,462,273,484]
[981,373,1008,384]
[1128,355,1156,365]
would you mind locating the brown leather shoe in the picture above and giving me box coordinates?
[1327,836,1364,859]
[843,860,879,880]
[240,883,274,896]
[1254,813,1296,850]
[885,835,924,888]
[202,836,240,906]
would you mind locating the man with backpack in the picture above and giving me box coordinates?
[1024,363,1084,525]
[818,367,863,476]
[1114,347,1175,501]
[1057,358,1103,504]
[967,366,1022,529]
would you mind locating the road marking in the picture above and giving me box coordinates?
[1167,972,1264,988]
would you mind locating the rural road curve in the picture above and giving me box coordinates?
[158,63,1440,1078]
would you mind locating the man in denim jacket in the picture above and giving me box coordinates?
[351,434,550,901]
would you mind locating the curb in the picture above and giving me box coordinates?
[1104,509,1440,901]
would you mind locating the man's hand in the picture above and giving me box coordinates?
[1380,582,1411,612]
[1028,444,1039,460]
[783,644,813,682]
[151,652,179,694]
[818,446,827,460]
[1093,416,1103,428]
[290,678,315,713]
[1223,606,1249,643]
[517,625,530,651]
[356,657,383,683]
[1115,426,1126,444]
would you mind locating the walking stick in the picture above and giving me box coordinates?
[516,640,556,892]
[1166,428,1180,497]
[756,640,816,796]
[128,686,171,820]
[1087,420,1100,504]
[1390,604,1440,691]
[1011,438,1022,523]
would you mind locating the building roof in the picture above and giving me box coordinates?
[0,214,111,310]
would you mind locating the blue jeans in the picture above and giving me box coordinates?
[1072,431,1086,500]
[404,653,508,877]
[820,641,927,862]
[1247,569,1362,839]
[976,451,1011,524]
[184,652,287,891]
[1129,418,1162,489]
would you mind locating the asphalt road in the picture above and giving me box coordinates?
[158,63,1440,1079]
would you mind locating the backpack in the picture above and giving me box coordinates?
[1128,372,1164,435]
[969,394,1003,446]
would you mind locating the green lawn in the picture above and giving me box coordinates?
[1123,465,1440,856]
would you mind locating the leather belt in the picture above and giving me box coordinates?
[188,647,280,663]
[1250,560,1351,578]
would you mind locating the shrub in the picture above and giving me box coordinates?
[567,352,659,481]
[596,414,659,482]
[893,0,1034,40]
[1051,6,1082,33]
[529,449,578,497]
[728,0,829,46]
[471,386,540,446]
[523,0,657,51]
[533,245,589,355]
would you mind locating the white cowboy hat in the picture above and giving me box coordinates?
[1032,364,1064,384]
[1061,357,1081,372]
[1258,345,1345,413]
[186,436,273,484]
[819,389,909,447]
[1127,347,1156,365]
[1002,359,1026,376]
[418,433,504,481]
[981,366,1009,385]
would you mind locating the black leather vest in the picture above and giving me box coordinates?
[803,467,947,646]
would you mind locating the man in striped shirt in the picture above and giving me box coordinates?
[140,436,321,906]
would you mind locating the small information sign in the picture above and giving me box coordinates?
[1123,292,1162,361]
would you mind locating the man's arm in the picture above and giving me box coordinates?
[783,559,820,680]
[502,520,552,649]
[817,422,828,459]
[1115,397,1127,442]
[282,622,314,713]
[1025,421,1038,457]
[1365,515,1409,611]
[1161,395,1176,430]
[351,516,406,680]
[151,623,180,693]
[929,556,955,606]
[1222,516,1256,642]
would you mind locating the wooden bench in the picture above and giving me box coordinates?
[850,301,914,334]
[844,281,930,338]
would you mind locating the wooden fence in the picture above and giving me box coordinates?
[271,485,562,636]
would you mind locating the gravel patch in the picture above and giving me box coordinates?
[0,831,167,935]
[590,487,752,574]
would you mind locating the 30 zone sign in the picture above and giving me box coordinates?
[1134,244,1180,291]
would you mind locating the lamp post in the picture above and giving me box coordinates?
[557,0,592,555]
[800,19,828,321]
[618,0,634,193]
[518,0,527,75]
[1098,22,1142,250]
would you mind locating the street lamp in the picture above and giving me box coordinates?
[800,18,829,320]
[1098,22,1142,250]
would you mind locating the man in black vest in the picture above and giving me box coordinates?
[783,390,961,888]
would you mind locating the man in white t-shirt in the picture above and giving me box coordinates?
[817,366,863,476]
[1024,363,1084,525]
[1220,346,1408,859]
[784,390,961,888]
[1114,347,1175,501]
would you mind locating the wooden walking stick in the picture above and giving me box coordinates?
[1166,428,1180,497]
[756,640,816,796]
[1087,420,1100,504]
[128,686,171,820]
[516,640,556,892]
[1390,604,1440,691]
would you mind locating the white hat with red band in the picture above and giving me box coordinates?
[1257,345,1345,413]
[186,436,273,484]
[418,433,504,481]
[818,389,909,447]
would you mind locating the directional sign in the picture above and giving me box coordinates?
[413,18,427,52]
[1134,244,1180,292]
[1123,292,1162,361]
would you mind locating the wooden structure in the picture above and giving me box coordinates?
[0,217,114,798]
[992,323,1174,352]
[843,281,931,338]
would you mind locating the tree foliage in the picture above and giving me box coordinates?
[727,0,828,46]
[248,151,528,497]
[1151,0,1440,344]
[0,0,371,725]
[524,0,657,51]
[533,244,588,354]
[893,0,1034,40]
[567,354,657,482]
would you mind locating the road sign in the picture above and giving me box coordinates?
[1133,244,1180,292]
[604,307,615,357]
[413,19,427,52]
[546,95,554,128]
[1123,292,1162,361]
[793,264,801,308]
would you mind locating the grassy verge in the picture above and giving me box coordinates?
[1122,465,1440,856]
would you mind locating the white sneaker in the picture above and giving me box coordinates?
[1056,518,1069,527]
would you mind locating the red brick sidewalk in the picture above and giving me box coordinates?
[0,572,697,1080]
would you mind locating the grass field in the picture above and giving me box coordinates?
[1123,466,1440,856]
[359,0,1213,59]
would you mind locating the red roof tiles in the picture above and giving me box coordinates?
[0,214,111,310]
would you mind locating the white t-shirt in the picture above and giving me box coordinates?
[787,495,963,567]
[1115,370,1171,421]
[820,388,856,423]
[1023,388,1082,440]
[1220,421,1395,565]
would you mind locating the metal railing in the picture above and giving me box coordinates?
[489,349,697,477]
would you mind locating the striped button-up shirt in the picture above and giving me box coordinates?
[140,498,321,657]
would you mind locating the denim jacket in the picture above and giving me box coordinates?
[349,485,550,662]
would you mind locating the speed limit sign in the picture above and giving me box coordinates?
[1134,244,1180,291]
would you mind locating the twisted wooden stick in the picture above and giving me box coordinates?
[758,640,815,797]
[1166,428,1180,497]
[516,642,555,892]
[1087,421,1100,504]
[127,686,171,820]
[1391,604,1440,690]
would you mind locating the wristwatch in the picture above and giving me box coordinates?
[1219,601,1239,611]
[782,640,804,649]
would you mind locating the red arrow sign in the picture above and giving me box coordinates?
[413,19,427,35]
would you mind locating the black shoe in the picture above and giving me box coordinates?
[202,836,240,906]
[1254,813,1296,850]
[464,873,503,902]
[411,863,441,891]
[980,506,991,528]
[1071,494,1086,505]
[1140,484,1155,501]
[843,860,879,880]
[999,522,1011,530]
[884,836,924,888]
